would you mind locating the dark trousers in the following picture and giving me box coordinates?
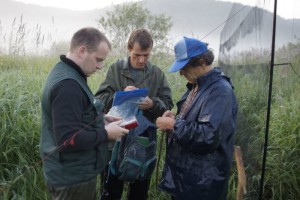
[100,166,150,200]
[47,178,97,200]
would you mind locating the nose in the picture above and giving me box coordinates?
[96,63,103,70]
[138,56,146,63]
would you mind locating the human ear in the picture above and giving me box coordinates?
[78,46,86,55]
[199,58,207,67]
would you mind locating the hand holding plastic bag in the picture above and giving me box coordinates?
[104,115,122,125]
[105,120,129,140]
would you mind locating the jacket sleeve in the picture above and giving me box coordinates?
[52,80,108,152]
[173,84,234,155]
[94,64,117,113]
[147,69,174,119]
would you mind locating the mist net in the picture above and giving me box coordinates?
[218,0,300,199]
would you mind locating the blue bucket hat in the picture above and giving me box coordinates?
[168,37,208,72]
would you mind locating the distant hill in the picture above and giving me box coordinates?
[0,0,299,55]
[142,0,300,53]
[0,0,103,53]
[142,0,233,55]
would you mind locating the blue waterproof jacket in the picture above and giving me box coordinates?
[159,68,238,200]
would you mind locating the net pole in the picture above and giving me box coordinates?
[258,0,277,199]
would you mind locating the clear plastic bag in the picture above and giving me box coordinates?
[107,97,145,118]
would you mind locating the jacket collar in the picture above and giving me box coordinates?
[60,55,87,82]
[186,68,222,91]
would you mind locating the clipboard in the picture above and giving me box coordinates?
[112,88,148,106]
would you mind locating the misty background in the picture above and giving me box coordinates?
[1,0,299,57]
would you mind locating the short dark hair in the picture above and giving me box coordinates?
[70,27,111,53]
[127,28,153,50]
[186,49,214,67]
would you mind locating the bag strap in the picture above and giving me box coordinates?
[107,140,121,177]
[155,130,172,190]
[141,156,157,178]
[155,131,165,190]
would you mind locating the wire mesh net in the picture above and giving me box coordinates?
[219,0,300,199]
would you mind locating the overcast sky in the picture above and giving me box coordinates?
[13,0,300,19]
[13,0,140,11]
[218,0,300,19]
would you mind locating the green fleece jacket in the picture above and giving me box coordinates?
[40,61,108,187]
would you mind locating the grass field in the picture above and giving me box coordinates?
[0,49,299,199]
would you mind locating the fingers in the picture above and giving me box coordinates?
[162,110,171,117]
[124,86,138,91]
[138,96,153,110]
[105,115,122,123]
[112,119,122,124]
[156,117,166,131]
[115,126,128,141]
[162,110,175,118]
[105,120,129,140]
[156,117,175,132]
[119,126,129,134]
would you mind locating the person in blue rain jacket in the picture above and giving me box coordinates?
[156,37,238,200]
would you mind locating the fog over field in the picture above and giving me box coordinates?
[1,0,299,55]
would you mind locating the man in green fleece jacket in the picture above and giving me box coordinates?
[40,27,129,200]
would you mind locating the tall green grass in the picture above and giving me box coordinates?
[225,44,300,200]
[0,55,53,199]
[0,54,174,199]
[0,46,299,199]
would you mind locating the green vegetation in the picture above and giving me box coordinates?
[0,42,299,199]
[0,54,172,199]
[224,41,300,200]
[0,56,51,199]
[0,2,299,199]
[97,2,172,57]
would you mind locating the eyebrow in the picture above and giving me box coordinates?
[133,53,150,57]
